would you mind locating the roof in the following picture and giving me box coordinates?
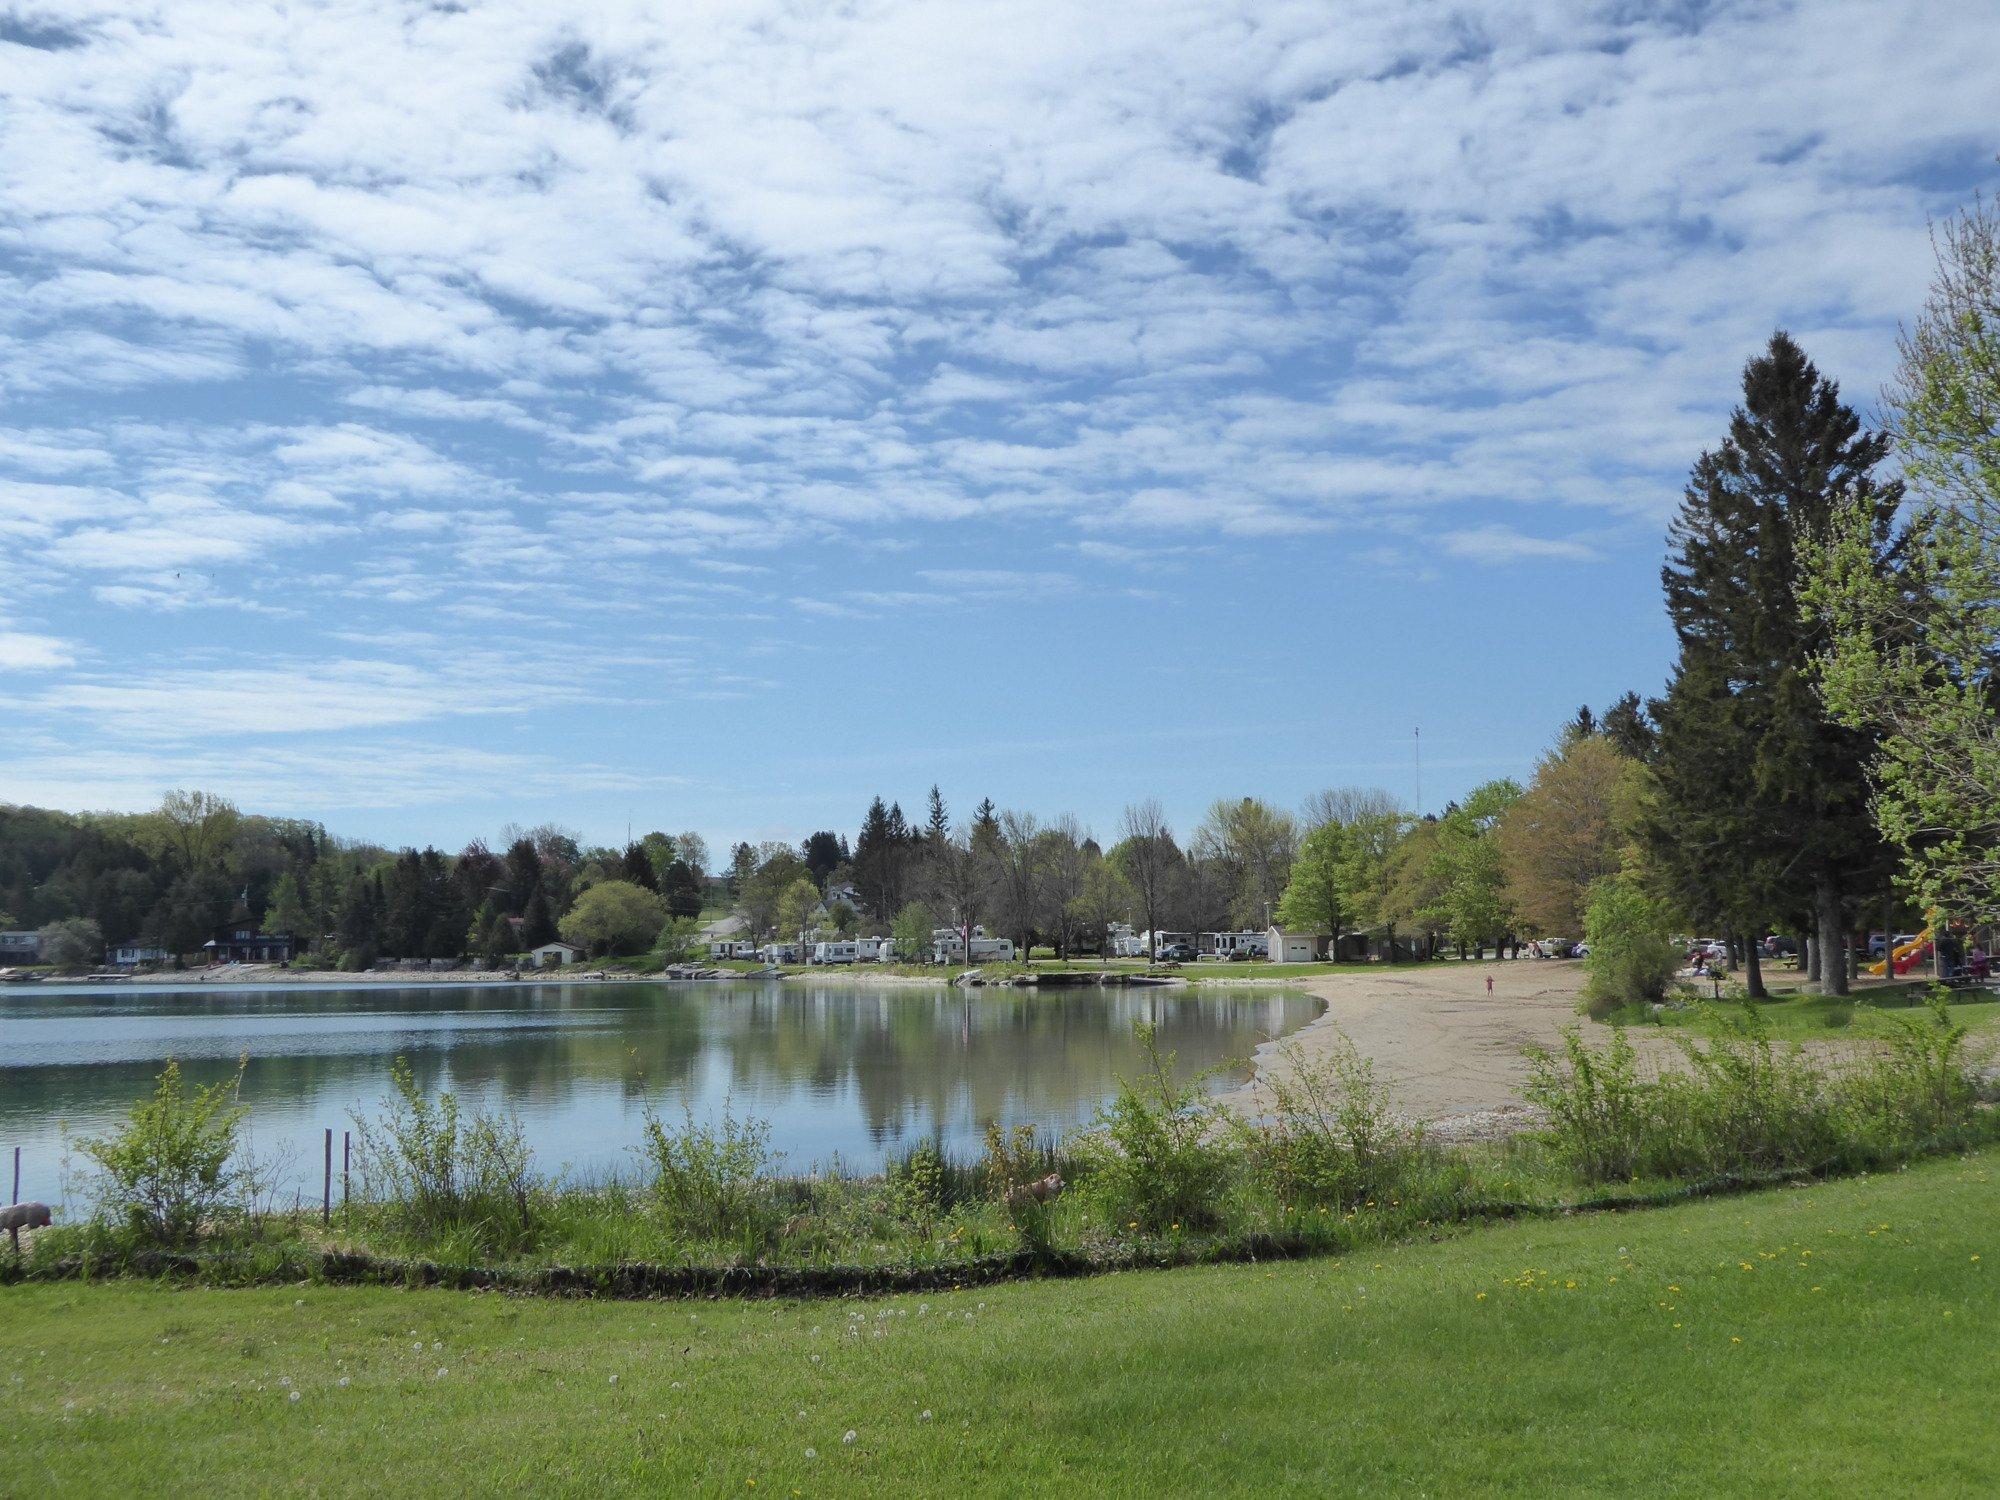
[532,939,583,952]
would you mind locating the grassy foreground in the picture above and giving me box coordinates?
[8,1150,1996,1496]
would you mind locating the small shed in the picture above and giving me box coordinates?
[530,940,585,968]
[1266,927,1327,964]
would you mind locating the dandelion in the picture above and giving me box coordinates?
[288,1390,301,1403]
[609,1375,620,1386]
[338,1377,351,1389]
[843,1430,858,1445]
[1730,1337,1741,1345]
[919,1410,933,1423]
[436,1367,449,1379]
[804,1449,817,1461]
[1475,1292,1486,1301]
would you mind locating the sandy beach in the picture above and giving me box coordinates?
[1218,959,1643,1139]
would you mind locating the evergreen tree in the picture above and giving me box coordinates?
[800,831,846,890]
[659,859,703,920]
[520,882,558,949]
[478,911,515,967]
[619,841,658,890]
[501,838,542,916]
[853,797,896,916]
[925,786,949,844]
[1650,332,1902,996]
[1600,691,1656,761]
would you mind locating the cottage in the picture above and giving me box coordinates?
[529,940,585,968]
[203,921,294,965]
[108,940,169,967]
[0,931,40,964]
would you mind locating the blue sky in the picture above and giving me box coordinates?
[2,0,1996,852]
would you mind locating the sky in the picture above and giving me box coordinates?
[2,0,1996,855]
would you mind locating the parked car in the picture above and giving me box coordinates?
[1156,943,1198,962]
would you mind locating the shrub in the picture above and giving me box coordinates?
[1082,1023,1234,1232]
[351,1058,535,1254]
[1660,1005,1835,1175]
[885,1139,954,1226]
[1844,993,1980,1147]
[74,1060,254,1245]
[1240,1039,1424,1209]
[1580,874,1680,1016]
[638,1105,778,1245]
[1522,1025,1655,1184]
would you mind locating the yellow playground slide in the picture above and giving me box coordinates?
[1866,925,1934,978]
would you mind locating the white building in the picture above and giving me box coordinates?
[108,940,169,966]
[530,940,585,968]
[1266,927,1327,964]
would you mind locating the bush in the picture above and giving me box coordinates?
[1845,993,1980,1147]
[1240,1039,1424,1209]
[1082,1023,1233,1232]
[75,1060,255,1245]
[1580,875,1680,1016]
[351,1058,535,1254]
[638,1105,778,1245]
[1522,1025,1655,1183]
[885,1139,958,1226]
[1660,1005,1835,1174]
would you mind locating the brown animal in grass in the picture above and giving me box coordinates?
[1,1202,51,1251]
[1001,1174,1064,1213]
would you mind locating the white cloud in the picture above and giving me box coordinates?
[1440,525,1601,565]
[0,630,76,670]
[0,0,1992,820]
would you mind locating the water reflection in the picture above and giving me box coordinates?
[0,980,1316,1206]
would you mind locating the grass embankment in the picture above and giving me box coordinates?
[8,1148,1997,1496]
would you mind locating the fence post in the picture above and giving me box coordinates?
[10,1144,17,1205]
[323,1127,332,1225]
[342,1129,351,1211]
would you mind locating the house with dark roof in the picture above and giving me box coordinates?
[203,919,295,965]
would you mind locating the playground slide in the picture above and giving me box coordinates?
[1866,926,1934,978]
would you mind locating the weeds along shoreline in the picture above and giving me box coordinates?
[8,1140,1994,1300]
[12,997,1993,1301]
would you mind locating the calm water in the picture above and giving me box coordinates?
[0,980,1317,1207]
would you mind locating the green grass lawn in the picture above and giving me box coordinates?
[10,1149,1997,1496]
[1607,982,2000,1041]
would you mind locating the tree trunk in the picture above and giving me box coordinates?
[1743,938,1766,999]
[1805,934,1821,983]
[1814,875,1848,997]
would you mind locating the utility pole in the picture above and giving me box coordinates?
[1414,726,1422,815]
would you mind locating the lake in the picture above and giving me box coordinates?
[0,979,1318,1208]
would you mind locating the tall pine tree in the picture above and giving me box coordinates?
[1650,332,1902,995]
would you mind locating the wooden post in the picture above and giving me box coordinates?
[342,1130,351,1210]
[322,1127,332,1225]
[11,1144,17,1205]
